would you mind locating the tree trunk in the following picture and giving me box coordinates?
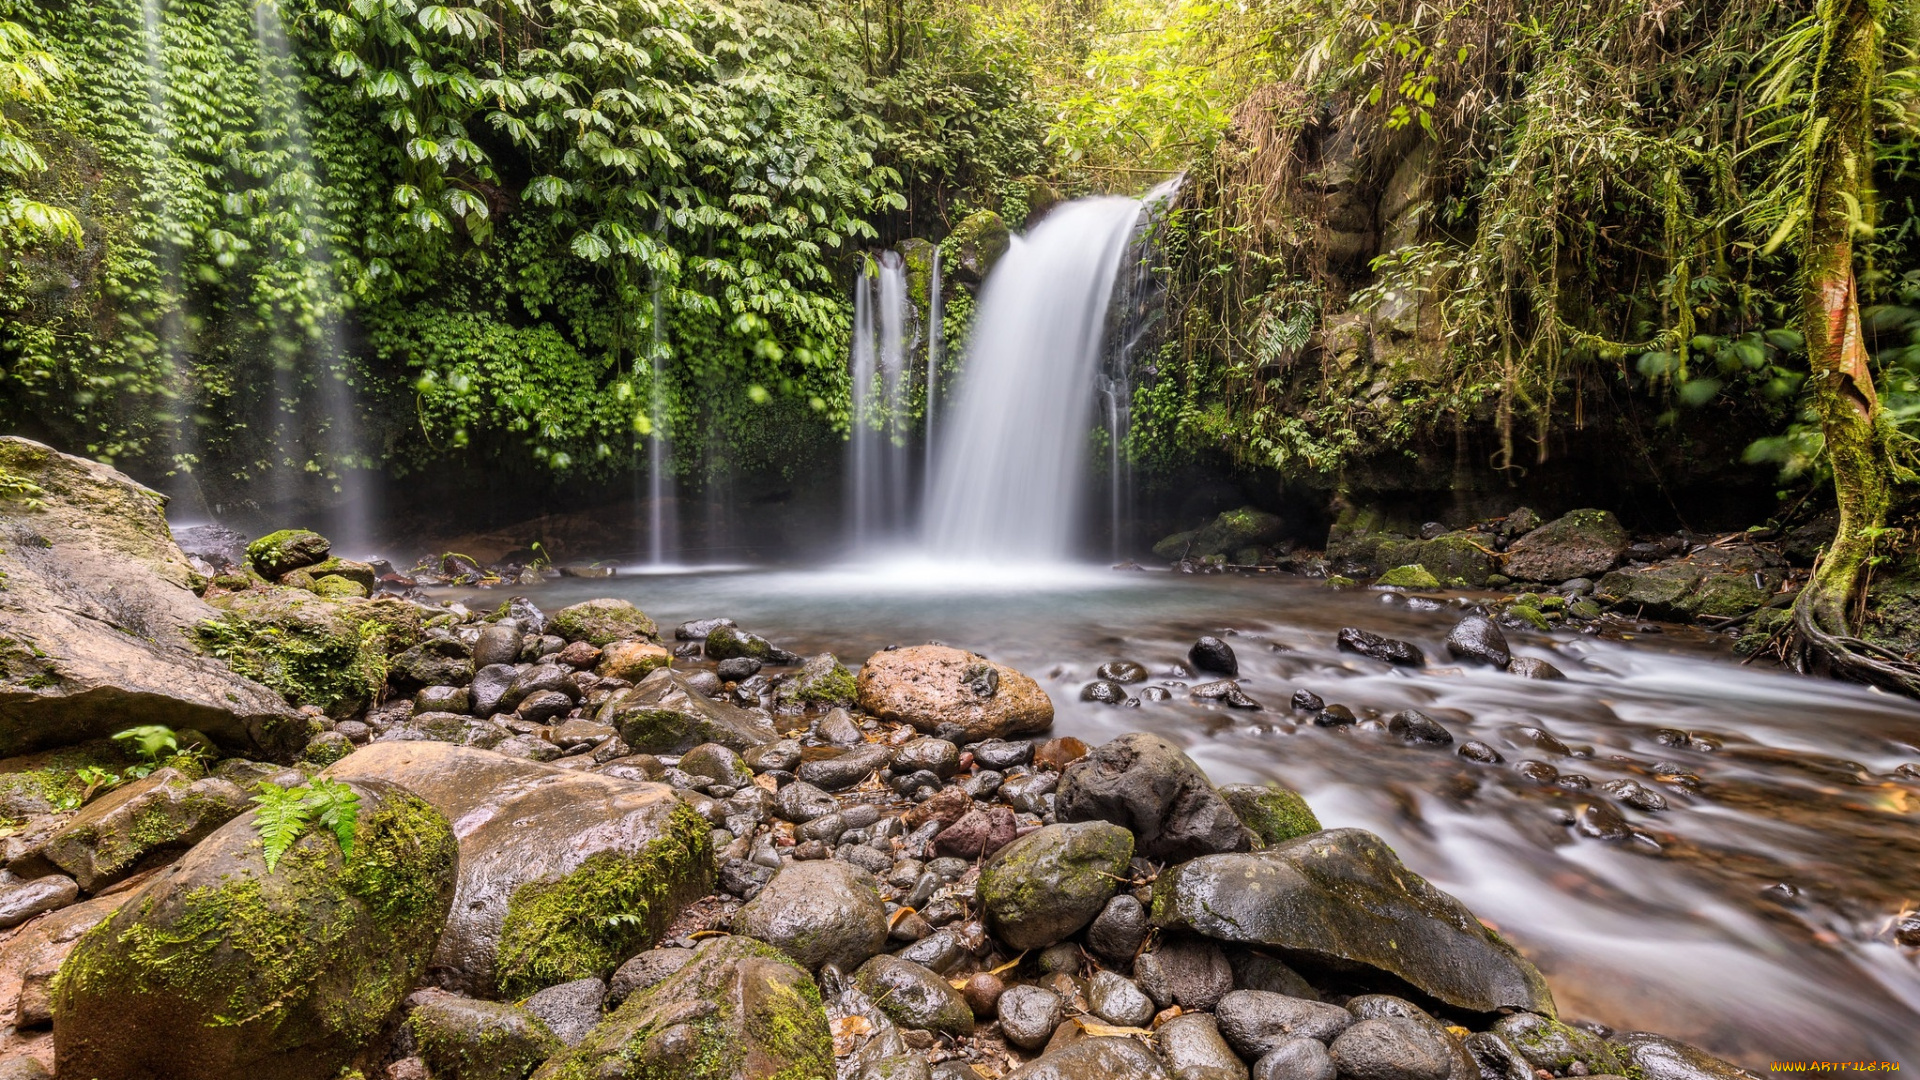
[1787,0,1920,692]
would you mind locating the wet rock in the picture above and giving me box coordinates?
[1190,680,1263,709]
[608,947,695,1007]
[42,768,250,892]
[1290,689,1325,712]
[978,821,1133,950]
[1457,740,1504,764]
[245,528,331,577]
[0,440,306,758]
[799,744,892,791]
[1034,736,1090,771]
[516,689,574,724]
[972,739,1033,770]
[857,645,1054,741]
[1253,1038,1337,1080]
[1001,771,1059,815]
[415,684,472,715]
[704,625,796,663]
[814,707,866,747]
[599,668,779,753]
[903,785,973,831]
[676,617,735,641]
[2,890,126,1028]
[1216,991,1353,1055]
[531,935,832,1080]
[1603,779,1668,811]
[1057,733,1254,862]
[1445,616,1510,668]
[1097,661,1149,683]
[1328,1018,1455,1080]
[681,743,754,790]
[1151,828,1556,1015]
[997,985,1065,1051]
[744,739,802,773]
[554,640,604,669]
[933,806,1018,860]
[894,737,961,777]
[0,872,77,929]
[326,742,713,998]
[1503,510,1628,583]
[856,955,975,1035]
[1314,704,1356,728]
[1218,784,1322,846]
[597,639,672,682]
[1189,637,1239,677]
[1081,680,1131,705]
[1087,893,1150,962]
[1087,970,1155,1027]
[960,971,1005,1017]
[407,991,561,1080]
[469,664,518,716]
[716,657,762,682]
[1491,1013,1624,1075]
[1135,937,1234,1012]
[1008,1036,1173,1080]
[1574,800,1632,841]
[736,859,889,972]
[776,653,859,706]
[53,778,457,1080]
[1378,564,1441,589]
[1158,1013,1249,1080]
[548,599,659,646]
[1508,657,1566,679]
[1611,1032,1763,1080]
[775,780,840,823]
[1336,628,1426,666]
[1228,952,1318,1000]
[472,625,523,668]
[1386,710,1454,747]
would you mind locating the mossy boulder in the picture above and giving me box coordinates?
[0,437,302,759]
[600,668,780,754]
[704,625,795,663]
[52,777,459,1080]
[1151,530,1199,561]
[1491,1013,1624,1075]
[1151,828,1555,1016]
[979,820,1134,950]
[245,529,332,578]
[1155,507,1284,562]
[325,742,714,998]
[1376,533,1498,586]
[947,209,1010,284]
[200,587,393,718]
[42,767,251,892]
[1502,509,1627,583]
[312,575,369,600]
[408,991,562,1080]
[774,653,857,707]
[1217,783,1321,847]
[1377,564,1441,589]
[303,557,377,592]
[1596,565,1702,617]
[549,599,659,647]
[531,935,832,1080]
[1678,572,1773,618]
[898,236,938,309]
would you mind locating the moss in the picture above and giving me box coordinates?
[313,575,368,599]
[1220,783,1322,846]
[1324,575,1357,588]
[494,801,714,998]
[410,999,560,1080]
[1377,564,1441,589]
[246,529,331,577]
[1508,605,1552,631]
[56,789,454,1051]
[549,599,659,646]
[197,589,389,716]
[0,739,143,814]
[774,655,856,706]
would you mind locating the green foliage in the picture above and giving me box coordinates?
[250,777,361,872]
[112,724,180,763]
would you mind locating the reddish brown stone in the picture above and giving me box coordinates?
[1033,737,1090,772]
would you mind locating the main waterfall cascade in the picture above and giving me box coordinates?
[847,251,917,550]
[921,183,1178,563]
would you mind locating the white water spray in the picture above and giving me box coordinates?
[847,251,914,549]
[645,278,679,565]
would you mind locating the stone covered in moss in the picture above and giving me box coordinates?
[304,557,377,592]
[245,529,332,579]
[1154,507,1284,562]
[774,653,857,707]
[313,575,369,600]
[409,991,562,1080]
[52,777,459,1080]
[1217,782,1321,847]
[199,587,392,718]
[978,820,1133,951]
[1502,509,1627,583]
[42,767,251,892]
[599,669,779,754]
[1378,533,1498,586]
[549,599,659,647]
[1490,1012,1624,1074]
[531,935,832,1080]
[947,210,1010,284]
[1596,565,1702,617]
[1680,572,1773,618]
[325,742,714,999]
[703,625,793,663]
[1377,564,1441,589]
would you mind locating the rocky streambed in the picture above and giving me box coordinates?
[1,436,1915,1079]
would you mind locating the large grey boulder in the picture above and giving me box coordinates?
[0,437,303,758]
[53,778,458,1080]
[325,742,713,998]
[598,668,779,753]
[735,859,889,972]
[856,645,1053,741]
[1057,733,1254,862]
[531,935,833,1080]
[1152,828,1555,1016]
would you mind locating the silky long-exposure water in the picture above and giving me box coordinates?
[478,563,1920,1067]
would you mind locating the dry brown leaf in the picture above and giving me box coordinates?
[1074,1019,1153,1038]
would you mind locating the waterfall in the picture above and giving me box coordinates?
[645,277,679,565]
[847,251,914,550]
[924,247,942,485]
[252,2,374,554]
[922,185,1174,563]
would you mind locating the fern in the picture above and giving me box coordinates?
[250,779,361,872]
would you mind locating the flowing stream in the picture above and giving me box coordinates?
[507,566,1920,1067]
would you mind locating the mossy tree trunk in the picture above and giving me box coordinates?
[1788,0,1920,693]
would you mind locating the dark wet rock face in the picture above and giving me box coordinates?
[1190,636,1240,677]
[1386,709,1454,747]
[599,667,778,753]
[1151,828,1556,1015]
[1057,733,1255,862]
[736,859,889,972]
[1137,936,1235,1012]
[1328,1017,1457,1080]
[1444,616,1510,668]
[1613,1032,1765,1080]
[1216,991,1353,1055]
[1336,628,1425,666]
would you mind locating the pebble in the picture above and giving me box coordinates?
[1086,893,1149,962]
[1508,657,1566,679]
[1313,705,1356,728]
[798,744,891,791]
[1097,661,1149,683]
[775,780,840,822]
[1457,740,1504,764]
[1385,710,1453,746]
[1335,628,1426,666]
[1157,1012,1250,1080]
[1253,1038,1337,1080]
[1602,779,1667,811]
[1033,737,1089,771]
[1081,680,1130,705]
[1445,615,1511,668]
[1189,636,1240,677]
[894,738,961,777]
[1137,938,1233,1011]
[971,739,1033,770]
[1328,1017,1453,1080]
[1290,689,1325,712]
[1087,970,1155,1027]
[995,984,1064,1051]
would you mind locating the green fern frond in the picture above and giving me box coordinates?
[251,781,312,873]
[302,779,362,861]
